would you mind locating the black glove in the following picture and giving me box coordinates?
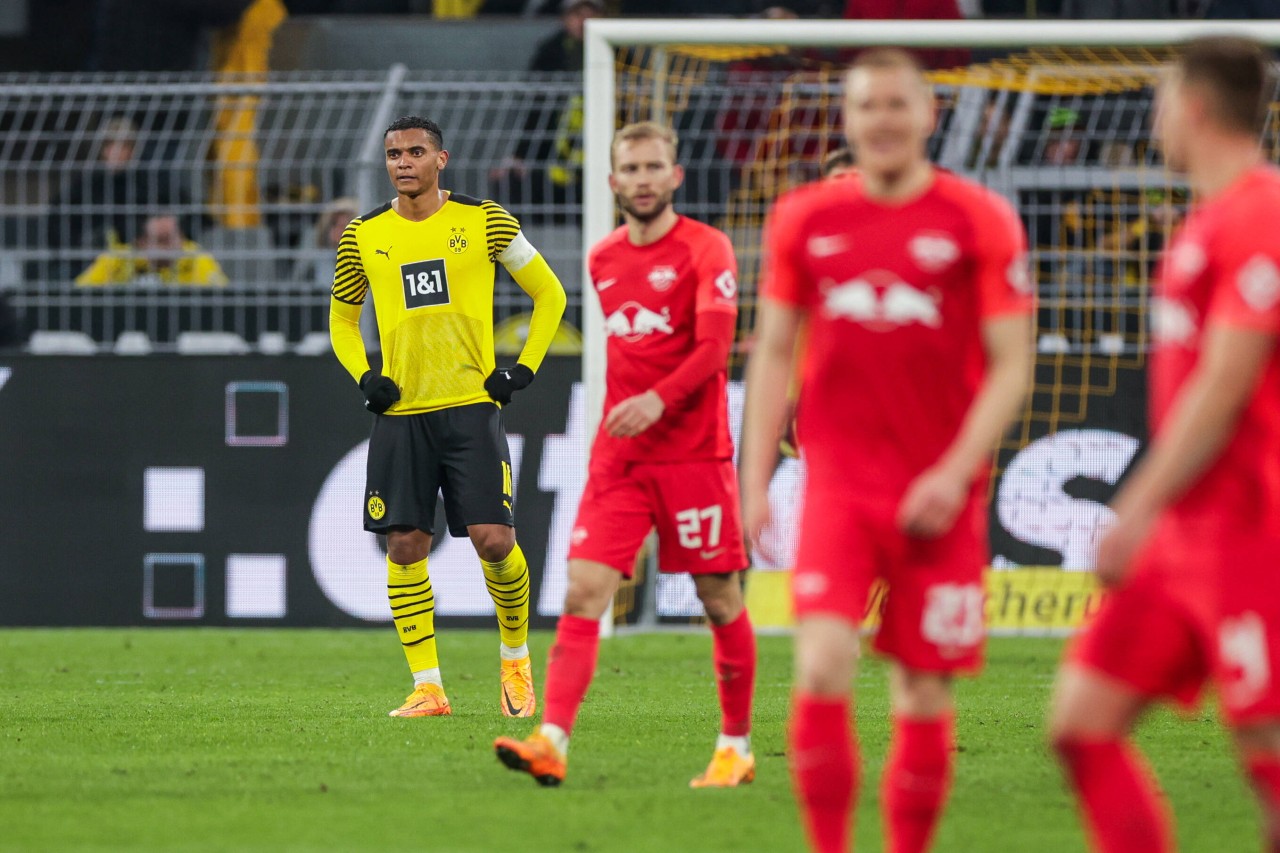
[484,363,534,406]
[359,370,400,414]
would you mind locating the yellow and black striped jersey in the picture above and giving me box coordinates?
[331,192,520,413]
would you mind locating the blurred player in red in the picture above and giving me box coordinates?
[741,48,1033,853]
[495,121,756,789]
[1048,36,1280,853]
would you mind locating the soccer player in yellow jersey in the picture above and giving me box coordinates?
[329,115,567,718]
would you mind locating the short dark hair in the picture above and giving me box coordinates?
[384,115,445,150]
[1177,35,1272,135]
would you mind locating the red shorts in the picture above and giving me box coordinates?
[792,488,986,674]
[568,456,748,577]
[1068,566,1213,711]
[1216,535,1280,726]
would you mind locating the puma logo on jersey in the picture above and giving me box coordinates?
[605,303,674,341]
[375,246,392,259]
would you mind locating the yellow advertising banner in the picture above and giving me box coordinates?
[745,567,1105,633]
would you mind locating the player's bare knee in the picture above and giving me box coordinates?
[794,620,859,696]
[694,573,744,625]
[1233,721,1280,759]
[469,524,516,563]
[563,560,620,619]
[562,584,612,620]
[889,666,953,719]
[385,527,430,565]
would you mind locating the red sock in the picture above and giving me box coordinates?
[541,614,599,735]
[882,714,954,853]
[1054,737,1174,853]
[790,692,858,853]
[1245,756,1280,853]
[710,610,756,738]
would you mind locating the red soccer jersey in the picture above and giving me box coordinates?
[588,215,739,462]
[1150,165,1280,534]
[763,169,1032,498]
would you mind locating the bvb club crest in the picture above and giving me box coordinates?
[368,494,386,521]
[448,227,468,254]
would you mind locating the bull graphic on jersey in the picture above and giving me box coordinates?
[604,302,674,341]
[822,270,942,330]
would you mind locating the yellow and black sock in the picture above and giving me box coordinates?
[388,557,438,674]
[481,542,531,650]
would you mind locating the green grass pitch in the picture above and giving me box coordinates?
[0,629,1258,852]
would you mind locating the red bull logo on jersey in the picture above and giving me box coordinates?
[908,232,960,272]
[822,271,942,331]
[605,302,674,341]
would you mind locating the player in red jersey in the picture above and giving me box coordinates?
[741,49,1033,853]
[495,121,756,788]
[1048,36,1280,853]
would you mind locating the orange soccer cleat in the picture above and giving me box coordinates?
[388,682,452,717]
[500,656,537,718]
[494,733,567,787]
[689,746,756,788]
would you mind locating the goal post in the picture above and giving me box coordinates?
[582,20,1280,632]
[583,19,1280,434]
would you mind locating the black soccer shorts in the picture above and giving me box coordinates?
[363,402,514,536]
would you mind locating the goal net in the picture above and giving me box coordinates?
[582,20,1280,632]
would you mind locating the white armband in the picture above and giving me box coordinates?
[497,232,538,273]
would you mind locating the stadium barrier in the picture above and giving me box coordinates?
[0,354,1134,632]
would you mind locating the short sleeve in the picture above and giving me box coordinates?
[331,219,368,305]
[1206,201,1280,334]
[761,191,810,307]
[971,190,1033,319]
[482,200,521,262]
[694,227,739,316]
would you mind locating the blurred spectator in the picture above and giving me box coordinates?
[1043,106,1082,165]
[38,115,199,283]
[88,0,252,71]
[0,291,25,348]
[529,0,601,71]
[293,197,360,286]
[75,214,228,287]
[489,0,603,222]
[1203,0,1276,16]
[842,0,970,69]
[968,96,1012,169]
[1102,188,1185,286]
[1059,0,1172,15]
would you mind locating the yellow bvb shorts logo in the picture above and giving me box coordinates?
[367,495,386,521]
[448,231,467,254]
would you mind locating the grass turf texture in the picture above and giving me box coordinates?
[0,629,1256,852]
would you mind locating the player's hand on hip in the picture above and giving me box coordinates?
[604,390,665,438]
[896,465,968,538]
[359,370,401,414]
[484,364,535,406]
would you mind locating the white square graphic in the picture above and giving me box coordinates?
[226,554,287,618]
[143,467,205,532]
